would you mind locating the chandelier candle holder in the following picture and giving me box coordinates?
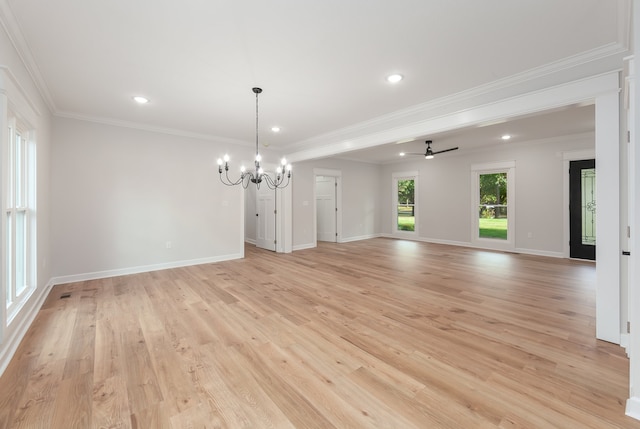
[217,87,292,189]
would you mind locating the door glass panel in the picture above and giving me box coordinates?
[581,168,596,245]
[396,179,415,232]
[479,172,507,240]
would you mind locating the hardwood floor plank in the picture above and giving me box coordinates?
[121,327,164,416]
[202,343,296,429]
[1,238,639,428]
[9,359,66,429]
[92,375,132,429]
[231,342,338,429]
[51,373,92,428]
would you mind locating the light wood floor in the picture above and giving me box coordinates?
[0,238,638,428]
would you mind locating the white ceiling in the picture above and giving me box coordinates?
[2,0,630,159]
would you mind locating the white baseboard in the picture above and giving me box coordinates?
[50,253,243,286]
[627,397,640,421]
[293,233,383,251]
[293,243,316,251]
[245,238,256,245]
[380,234,565,258]
[621,333,630,354]
[340,233,382,243]
[514,247,564,258]
[0,278,55,376]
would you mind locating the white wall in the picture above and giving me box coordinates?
[51,117,246,281]
[0,24,53,373]
[380,134,594,255]
[292,158,381,249]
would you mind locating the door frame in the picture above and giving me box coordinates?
[471,161,515,252]
[392,171,419,238]
[313,168,342,248]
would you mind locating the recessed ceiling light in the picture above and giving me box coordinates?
[396,138,415,144]
[133,96,149,104]
[271,126,281,132]
[386,74,403,84]
[501,134,512,140]
[399,152,406,156]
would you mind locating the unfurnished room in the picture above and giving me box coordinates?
[1,1,640,428]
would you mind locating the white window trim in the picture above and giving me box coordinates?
[471,161,516,252]
[1,68,38,329]
[392,171,419,237]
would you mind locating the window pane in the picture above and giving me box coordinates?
[15,210,27,295]
[581,168,596,245]
[15,132,24,207]
[6,211,12,306]
[479,172,508,240]
[397,179,415,232]
[397,205,415,231]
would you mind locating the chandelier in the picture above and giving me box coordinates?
[217,87,292,189]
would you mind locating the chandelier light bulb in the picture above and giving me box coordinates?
[255,154,262,162]
[223,154,230,163]
[258,167,264,175]
[276,166,282,174]
[217,158,223,166]
[286,164,292,171]
[240,166,246,172]
[280,158,287,166]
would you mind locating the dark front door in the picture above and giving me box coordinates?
[569,159,596,260]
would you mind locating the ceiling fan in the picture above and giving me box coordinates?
[405,140,458,159]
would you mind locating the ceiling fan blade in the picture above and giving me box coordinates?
[432,147,459,155]
[404,152,426,156]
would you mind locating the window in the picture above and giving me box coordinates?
[393,172,418,234]
[5,116,36,320]
[472,162,514,251]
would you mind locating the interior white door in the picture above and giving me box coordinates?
[256,185,276,251]
[316,176,336,242]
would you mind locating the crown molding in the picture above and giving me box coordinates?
[0,65,41,122]
[55,110,254,147]
[0,0,56,113]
